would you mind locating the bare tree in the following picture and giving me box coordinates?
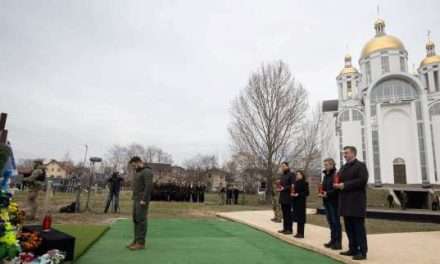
[289,105,322,177]
[106,145,129,172]
[106,144,174,172]
[229,61,308,202]
[184,154,218,184]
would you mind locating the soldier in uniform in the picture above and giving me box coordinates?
[127,156,153,250]
[271,179,282,223]
[23,160,46,220]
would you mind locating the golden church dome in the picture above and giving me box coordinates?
[420,55,440,66]
[420,37,440,67]
[339,54,359,76]
[360,19,406,59]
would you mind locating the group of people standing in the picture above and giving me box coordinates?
[151,183,206,203]
[219,185,240,205]
[276,162,309,238]
[276,146,369,261]
[320,146,369,261]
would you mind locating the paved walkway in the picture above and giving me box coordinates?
[217,210,440,264]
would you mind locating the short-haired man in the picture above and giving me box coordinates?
[320,158,342,250]
[334,146,369,261]
[127,156,153,250]
[277,161,295,235]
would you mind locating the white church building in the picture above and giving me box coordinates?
[321,18,440,188]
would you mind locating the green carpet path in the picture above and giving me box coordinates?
[76,219,339,264]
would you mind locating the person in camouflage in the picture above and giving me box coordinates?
[271,179,282,223]
[23,160,46,220]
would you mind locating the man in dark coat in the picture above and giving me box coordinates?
[226,184,233,205]
[104,172,124,213]
[277,162,295,235]
[320,158,342,249]
[127,156,153,250]
[233,186,240,205]
[334,146,369,261]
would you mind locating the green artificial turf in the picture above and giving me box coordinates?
[55,224,109,260]
[75,219,339,264]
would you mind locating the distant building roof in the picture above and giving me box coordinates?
[322,100,339,112]
[147,163,172,170]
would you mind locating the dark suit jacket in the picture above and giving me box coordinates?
[338,159,369,217]
[279,171,295,204]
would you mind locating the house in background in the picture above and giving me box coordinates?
[45,159,74,179]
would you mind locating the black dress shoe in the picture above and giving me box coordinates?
[324,241,332,248]
[340,250,354,256]
[294,234,304,238]
[331,243,342,250]
[352,254,367,260]
[277,229,286,233]
[283,230,293,235]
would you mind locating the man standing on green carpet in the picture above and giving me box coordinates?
[127,156,153,250]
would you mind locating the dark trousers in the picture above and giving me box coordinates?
[104,192,120,213]
[281,203,293,231]
[191,193,197,202]
[133,201,149,244]
[324,201,341,244]
[297,222,305,236]
[344,216,368,256]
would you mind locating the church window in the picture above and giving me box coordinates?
[381,56,390,73]
[434,71,439,92]
[352,109,362,121]
[365,61,372,84]
[430,102,440,181]
[347,81,352,97]
[400,57,406,72]
[371,79,418,103]
[425,73,430,90]
[416,101,429,183]
[372,130,381,182]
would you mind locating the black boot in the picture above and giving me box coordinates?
[324,241,333,248]
[340,250,354,256]
[294,223,304,238]
[331,242,342,250]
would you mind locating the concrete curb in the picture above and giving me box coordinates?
[217,213,356,264]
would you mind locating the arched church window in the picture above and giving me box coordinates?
[370,79,418,103]
[393,158,405,165]
[339,110,350,122]
[352,109,363,121]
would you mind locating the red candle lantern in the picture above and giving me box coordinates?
[42,214,52,232]
[333,173,341,184]
[318,183,324,194]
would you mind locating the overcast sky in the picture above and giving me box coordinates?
[1,0,439,165]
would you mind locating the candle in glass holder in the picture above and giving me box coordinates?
[275,180,282,191]
[333,173,341,184]
[318,183,323,194]
[42,214,52,232]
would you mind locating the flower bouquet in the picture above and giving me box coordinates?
[18,231,42,252]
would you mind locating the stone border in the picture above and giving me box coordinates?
[216,213,356,264]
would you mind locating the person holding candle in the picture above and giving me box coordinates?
[333,146,369,261]
[277,162,295,235]
[291,170,309,238]
[319,158,342,250]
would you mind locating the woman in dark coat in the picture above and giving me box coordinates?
[292,170,309,238]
